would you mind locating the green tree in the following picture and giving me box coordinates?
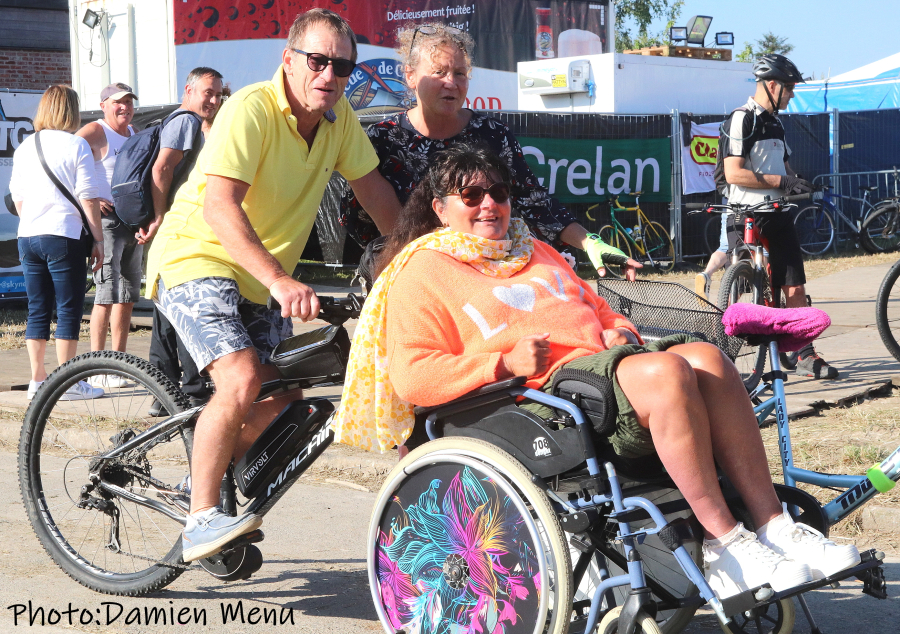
[614,0,685,52]
[734,31,794,63]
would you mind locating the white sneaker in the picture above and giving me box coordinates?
[704,523,812,599]
[695,272,712,300]
[88,374,134,388]
[758,511,861,580]
[59,381,105,401]
[27,380,44,400]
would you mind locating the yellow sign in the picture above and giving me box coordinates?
[689,135,718,165]
[551,74,567,88]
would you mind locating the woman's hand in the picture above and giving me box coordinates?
[602,327,638,348]
[500,333,551,378]
[89,242,104,272]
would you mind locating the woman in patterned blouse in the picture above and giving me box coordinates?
[340,22,638,279]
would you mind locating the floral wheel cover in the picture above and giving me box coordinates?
[374,463,547,634]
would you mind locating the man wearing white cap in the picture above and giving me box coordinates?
[77,83,141,381]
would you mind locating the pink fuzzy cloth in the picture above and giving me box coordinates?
[722,303,831,352]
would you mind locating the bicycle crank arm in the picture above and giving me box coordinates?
[97,481,187,525]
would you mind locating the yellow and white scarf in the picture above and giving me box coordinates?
[333,218,534,452]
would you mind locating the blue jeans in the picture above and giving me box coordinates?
[18,235,87,341]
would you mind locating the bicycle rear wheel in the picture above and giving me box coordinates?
[793,205,834,255]
[599,225,633,279]
[641,222,675,272]
[717,261,767,391]
[19,352,192,595]
[876,259,900,363]
[861,202,900,253]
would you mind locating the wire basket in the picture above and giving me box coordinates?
[596,280,744,362]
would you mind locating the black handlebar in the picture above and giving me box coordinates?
[685,193,812,216]
[684,202,709,211]
[267,293,364,325]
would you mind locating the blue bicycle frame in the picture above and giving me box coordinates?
[753,340,900,526]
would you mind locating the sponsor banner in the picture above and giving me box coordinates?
[519,136,671,204]
[0,92,39,299]
[174,0,609,114]
[682,121,721,195]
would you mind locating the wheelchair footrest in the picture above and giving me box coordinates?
[722,549,886,616]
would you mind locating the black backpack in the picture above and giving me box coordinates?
[713,105,760,196]
[110,110,202,229]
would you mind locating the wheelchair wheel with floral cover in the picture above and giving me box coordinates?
[367,437,572,634]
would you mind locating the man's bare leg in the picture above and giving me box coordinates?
[109,303,134,352]
[90,303,112,351]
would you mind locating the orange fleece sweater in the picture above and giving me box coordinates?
[386,240,640,406]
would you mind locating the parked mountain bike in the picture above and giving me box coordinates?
[18,294,362,595]
[793,185,894,255]
[686,194,811,390]
[859,168,900,255]
[876,257,900,363]
[589,193,675,277]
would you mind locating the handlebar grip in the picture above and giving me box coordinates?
[267,297,281,311]
[783,193,812,203]
[267,295,335,312]
[684,203,709,210]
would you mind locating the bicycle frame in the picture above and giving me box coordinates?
[609,196,651,256]
[751,341,900,526]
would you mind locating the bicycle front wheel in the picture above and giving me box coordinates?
[717,261,767,391]
[19,352,192,595]
[876,259,900,363]
[598,225,633,279]
[861,202,900,254]
[640,222,675,272]
[794,205,834,255]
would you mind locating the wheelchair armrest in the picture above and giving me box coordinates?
[413,376,528,417]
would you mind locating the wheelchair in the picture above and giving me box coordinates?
[366,281,886,634]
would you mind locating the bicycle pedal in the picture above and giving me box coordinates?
[219,529,265,555]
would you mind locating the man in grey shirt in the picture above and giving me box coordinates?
[144,67,225,415]
[137,67,224,244]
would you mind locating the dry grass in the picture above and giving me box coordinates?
[759,390,900,553]
[0,305,151,352]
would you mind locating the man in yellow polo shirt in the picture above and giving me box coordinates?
[146,8,402,562]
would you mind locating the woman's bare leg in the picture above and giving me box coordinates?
[666,342,782,529]
[616,346,782,538]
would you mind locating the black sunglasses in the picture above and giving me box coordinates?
[447,182,511,207]
[291,49,356,77]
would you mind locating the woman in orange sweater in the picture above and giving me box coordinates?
[335,144,859,600]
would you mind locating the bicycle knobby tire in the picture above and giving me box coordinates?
[717,261,767,391]
[19,351,192,595]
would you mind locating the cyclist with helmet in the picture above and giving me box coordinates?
[712,54,838,379]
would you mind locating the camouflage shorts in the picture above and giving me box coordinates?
[155,276,292,371]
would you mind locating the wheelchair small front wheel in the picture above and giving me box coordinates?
[368,437,572,634]
[598,606,663,634]
[720,598,795,634]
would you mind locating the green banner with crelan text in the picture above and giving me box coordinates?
[518,136,671,204]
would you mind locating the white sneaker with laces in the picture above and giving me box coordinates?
[704,523,812,599]
[88,374,134,388]
[27,380,44,400]
[59,381,105,401]
[758,511,860,580]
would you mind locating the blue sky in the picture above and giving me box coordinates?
[637,0,900,78]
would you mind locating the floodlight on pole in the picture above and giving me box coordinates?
[685,15,713,46]
[82,8,102,30]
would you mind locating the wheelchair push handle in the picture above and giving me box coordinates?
[267,293,364,325]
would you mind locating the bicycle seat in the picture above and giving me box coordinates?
[859,185,879,192]
[722,304,830,352]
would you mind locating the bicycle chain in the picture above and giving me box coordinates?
[100,463,196,571]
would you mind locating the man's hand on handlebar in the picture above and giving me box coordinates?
[780,174,816,195]
[268,276,320,321]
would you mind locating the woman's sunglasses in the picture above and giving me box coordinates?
[447,182,511,207]
[291,49,356,77]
